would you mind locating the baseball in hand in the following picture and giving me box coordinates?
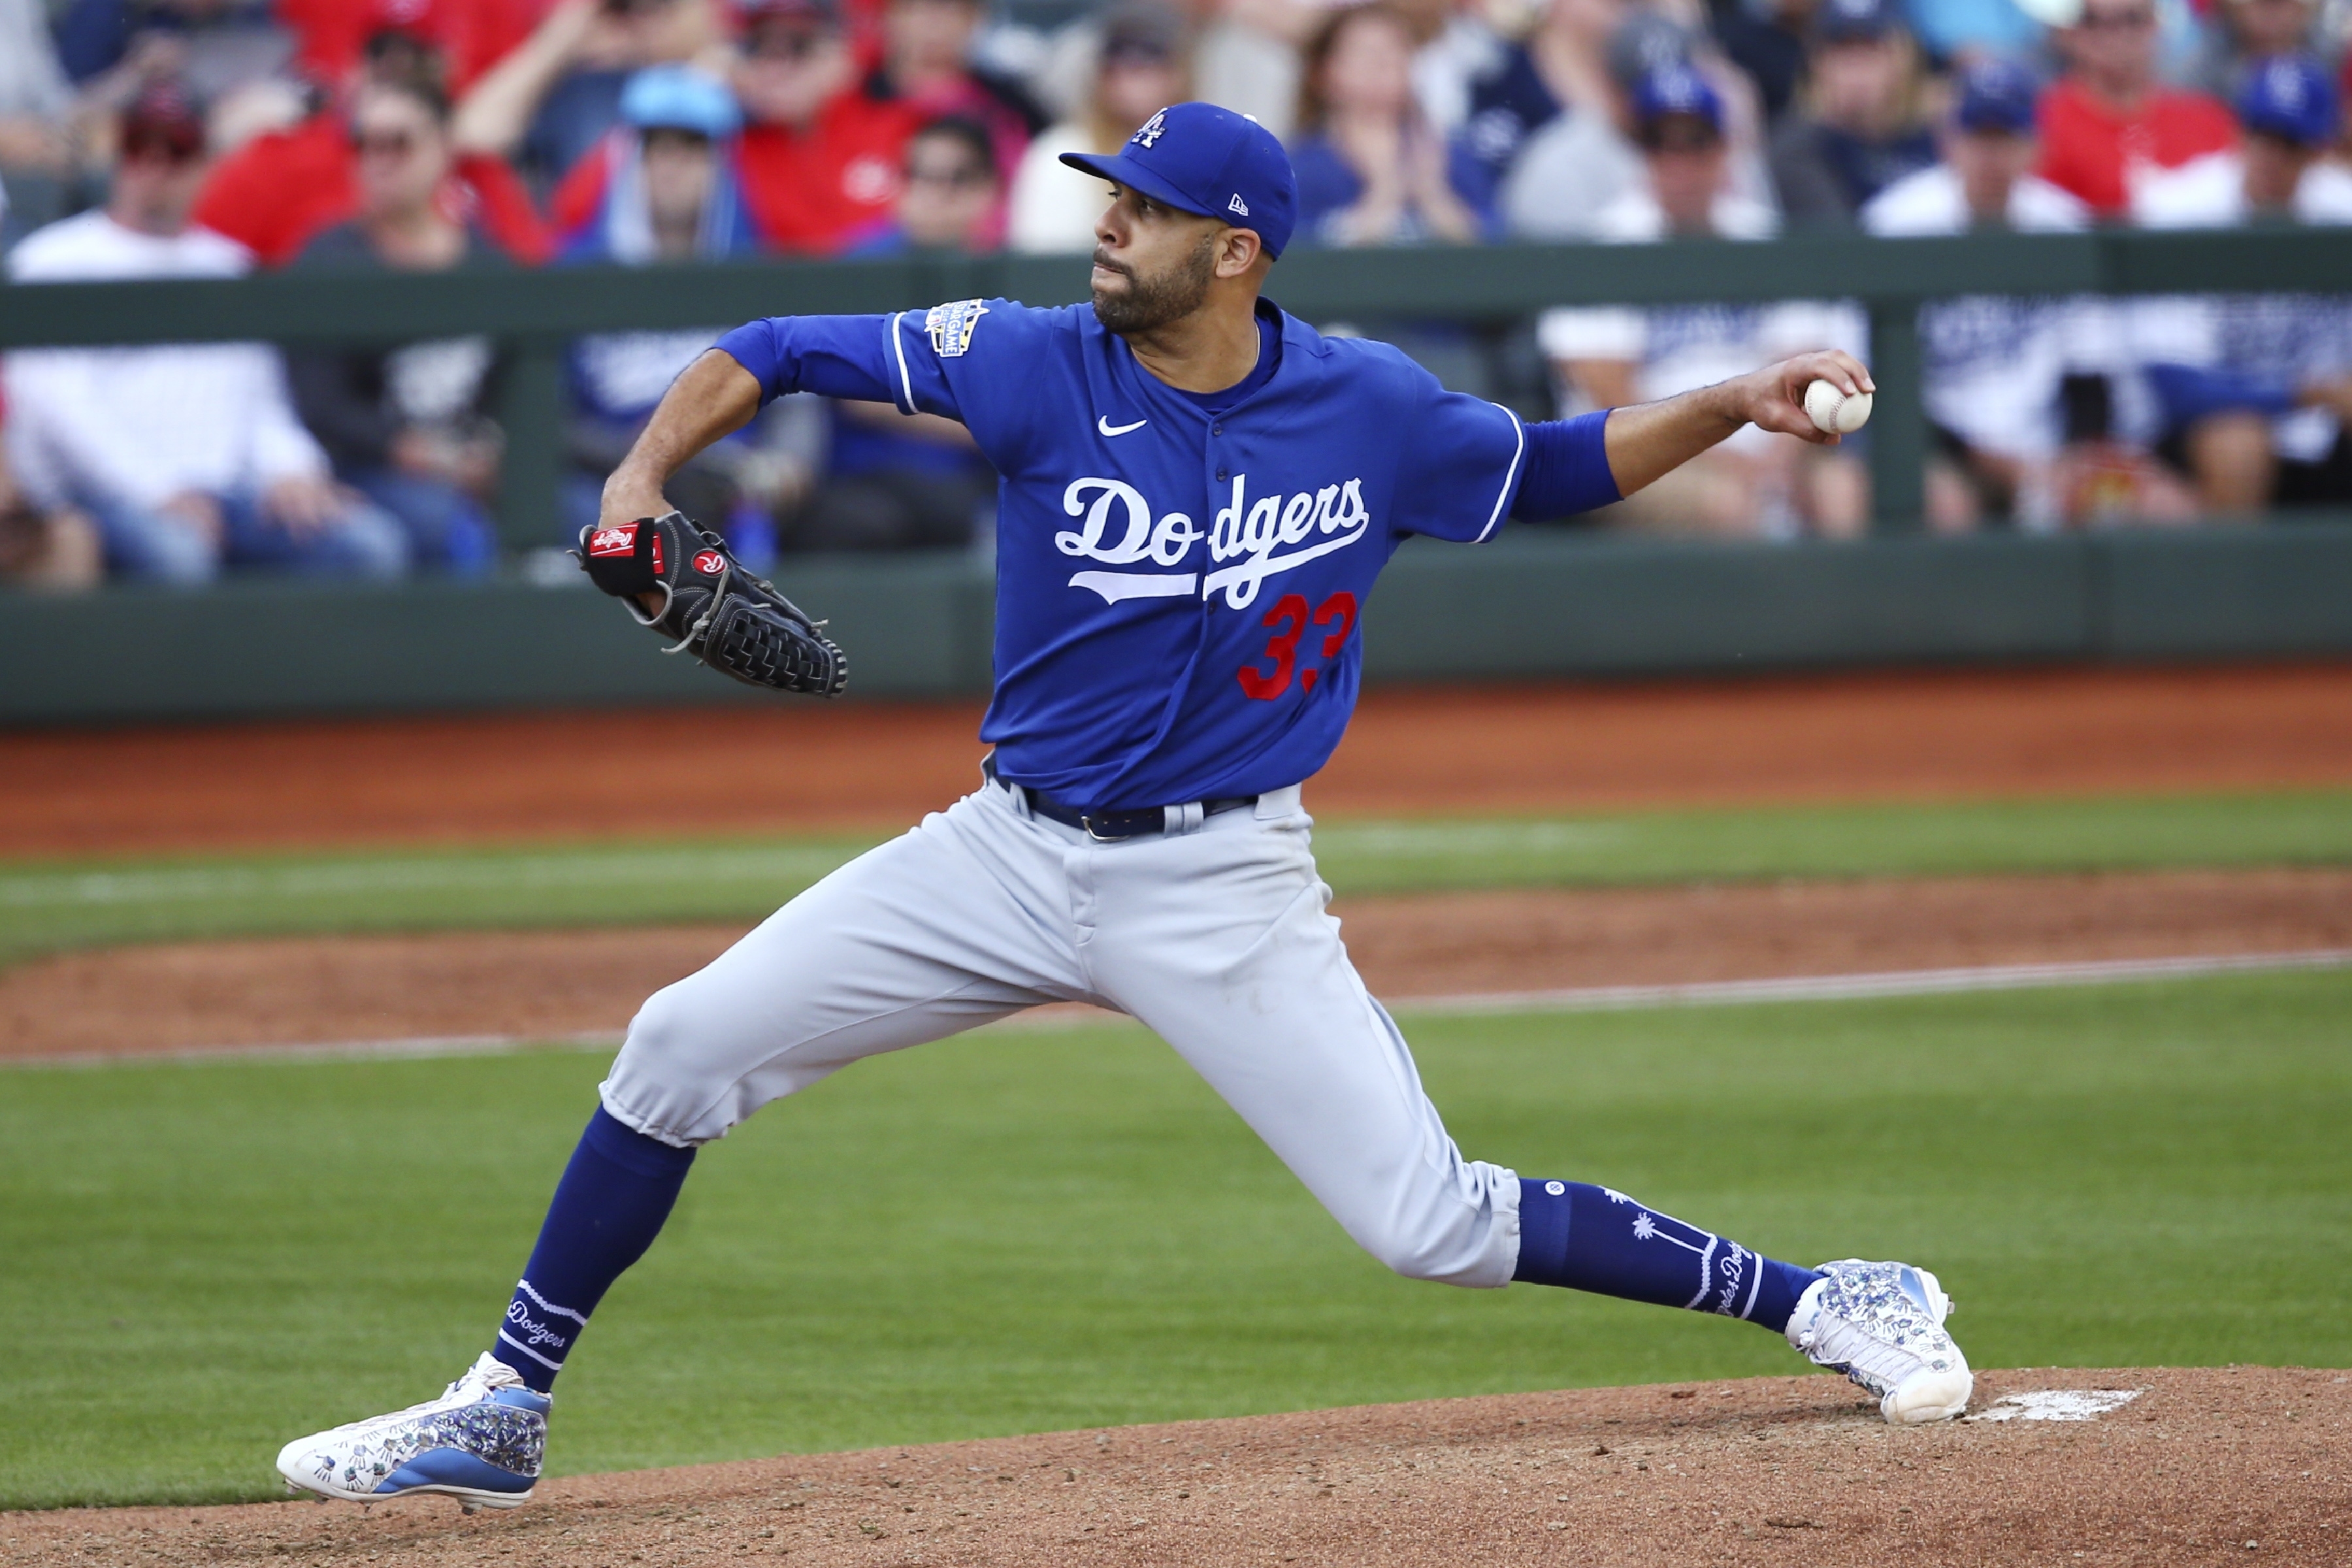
[1804,378,1873,435]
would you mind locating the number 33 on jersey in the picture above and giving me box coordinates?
[715,296,1529,812]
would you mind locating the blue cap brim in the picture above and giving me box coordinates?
[1060,150,1222,224]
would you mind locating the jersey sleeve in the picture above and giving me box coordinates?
[713,314,919,410]
[1389,373,1530,544]
[714,299,1054,466]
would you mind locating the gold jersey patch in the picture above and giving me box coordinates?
[924,299,989,358]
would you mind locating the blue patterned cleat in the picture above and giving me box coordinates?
[276,1353,549,1510]
[1786,1260,1973,1425]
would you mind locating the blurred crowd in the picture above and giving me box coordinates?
[2,0,2349,587]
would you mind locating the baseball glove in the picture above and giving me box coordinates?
[578,511,847,697]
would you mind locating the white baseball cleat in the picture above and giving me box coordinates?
[276,1352,549,1510]
[1786,1259,1974,1424]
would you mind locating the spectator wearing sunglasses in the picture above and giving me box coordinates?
[284,75,508,576]
[792,114,996,553]
[728,0,924,252]
[842,111,999,252]
[2036,0,2234,215]
[6,85,408,584]
[195,23,550,265]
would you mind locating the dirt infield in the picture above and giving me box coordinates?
[7,868,2348,1058]
[11,664,2352,860]
[3,1366,2339,1566]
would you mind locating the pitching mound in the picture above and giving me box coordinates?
[4,1367,2340,1565]
[13,664,2352,860]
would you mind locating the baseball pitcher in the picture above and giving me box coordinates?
[278,103,1968,1511]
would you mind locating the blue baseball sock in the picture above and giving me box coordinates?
[489,1107,696,1393]
[1512,1179,1819,1334]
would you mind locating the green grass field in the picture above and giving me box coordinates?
[3,971,2347,1511]
[6,788,2352,965]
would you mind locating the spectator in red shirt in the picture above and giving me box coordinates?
[2035,0,2236,214]
[729,0,920,252]
[277,0,546,97]
[861,0,1043,191]
[193,25,551,263]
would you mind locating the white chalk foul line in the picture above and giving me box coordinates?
[7,1031,624,1070]
[7,947,2349,1069]
[1383,947,2352,1016]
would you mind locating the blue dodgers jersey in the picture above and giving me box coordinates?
[719,299,1527,811]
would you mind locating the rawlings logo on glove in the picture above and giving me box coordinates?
[576,512,847,698]
[587,523,661,569]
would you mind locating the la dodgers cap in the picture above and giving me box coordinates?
[1953,58,2040,134]
[2236,54,2339,146]
[1061,101,1298,258]
[1631,63,1725,134]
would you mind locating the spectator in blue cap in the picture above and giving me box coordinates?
[1590,63,1777,240]
[559,64,806,566]
[2125,58,2352,517]
[1768,0,1937,227]
[1866,58,2089,233]
[1864,59,2102,532]
[1539,61,1868,539]
[1058,98,1298,333]
[2134,52,2352,225]
[560,63,758,262]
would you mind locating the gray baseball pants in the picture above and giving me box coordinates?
[599,771,1524,1288]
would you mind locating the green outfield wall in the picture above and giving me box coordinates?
[7,523,2349,724]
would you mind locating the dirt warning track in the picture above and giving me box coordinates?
[3,1367,2339,1566]
[10,663,2352,860]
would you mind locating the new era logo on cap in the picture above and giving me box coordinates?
[1061,101,1298,257]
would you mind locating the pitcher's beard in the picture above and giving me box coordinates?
[1090,236,1217,335]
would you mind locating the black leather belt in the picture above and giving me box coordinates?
[984,755,1256,842]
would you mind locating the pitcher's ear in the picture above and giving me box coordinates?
[1215,225,1263,278]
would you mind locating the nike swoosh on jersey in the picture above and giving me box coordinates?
[1097,416,1148,437]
